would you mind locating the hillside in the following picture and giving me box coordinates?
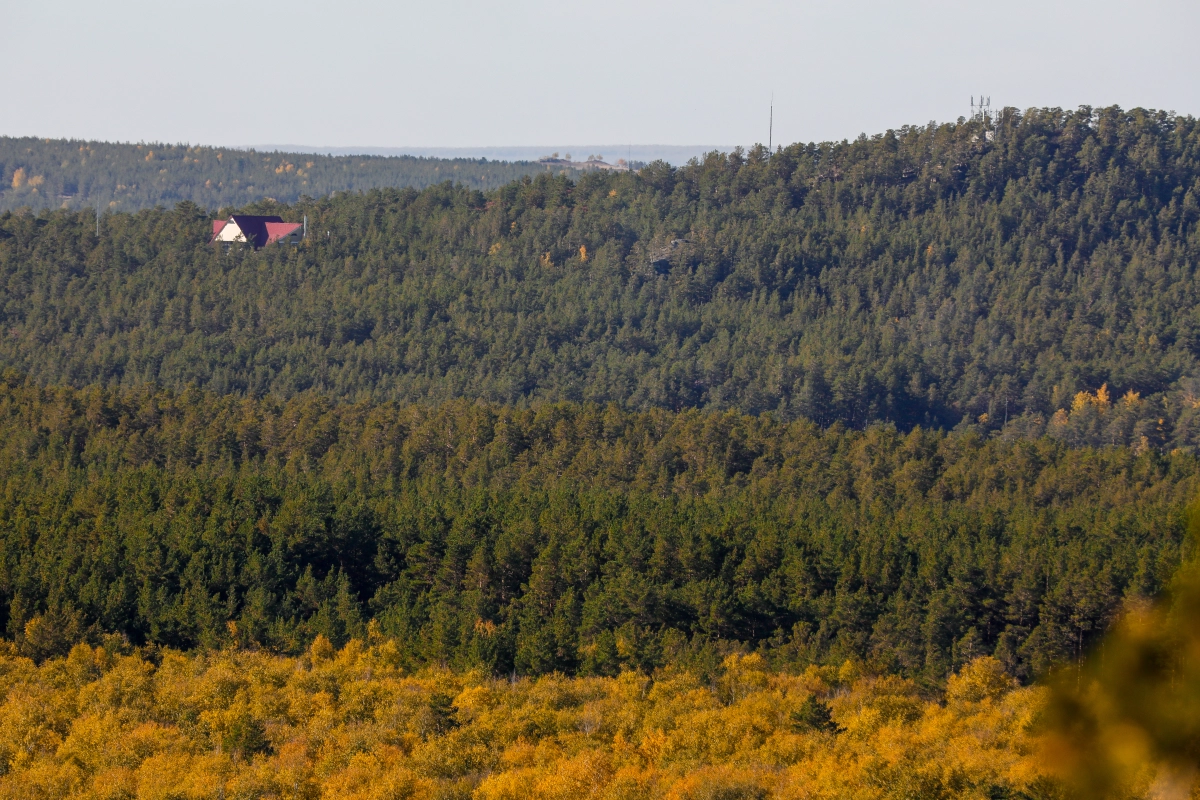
[0,137,565,212]
[1,107,1199,448]
[0,106,1197,799]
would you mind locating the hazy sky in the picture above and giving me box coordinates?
[3,0,1197,151]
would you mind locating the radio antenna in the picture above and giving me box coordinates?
[769,93,773,154]
[970,94,993,122]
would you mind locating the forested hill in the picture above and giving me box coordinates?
[2,106,1200,445]
[0,137,564,212]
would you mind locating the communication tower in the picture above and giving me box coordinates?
[970,95,1000,142]
[970,95,993,122]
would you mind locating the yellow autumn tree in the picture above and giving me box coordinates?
[0,640,1054,800]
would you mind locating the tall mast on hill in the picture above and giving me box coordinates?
[769,93,773,154]
[971,95,992,122]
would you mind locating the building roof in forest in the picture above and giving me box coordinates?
[210,215,301,247]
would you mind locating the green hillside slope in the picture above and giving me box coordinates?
[1,106,1198,444]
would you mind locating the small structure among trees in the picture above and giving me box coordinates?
[210,214,303,248]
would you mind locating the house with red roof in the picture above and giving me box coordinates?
[211,215,304,248]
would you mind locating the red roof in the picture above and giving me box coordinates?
[209,216,302,247]
[264,221,302,243]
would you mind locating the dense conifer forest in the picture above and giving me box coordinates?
[0,137,563,212]
[1,106,1199,798]
[2,107,1200,447]
[0,382,1191,685]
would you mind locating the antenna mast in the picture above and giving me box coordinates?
[969,95,998,143]
[970,94,993,122]
[769,93,773,154]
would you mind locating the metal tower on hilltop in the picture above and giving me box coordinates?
[971,95,993,122]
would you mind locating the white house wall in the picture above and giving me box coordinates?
[214,222,246,243]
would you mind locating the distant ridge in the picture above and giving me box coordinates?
[0,136,563,213]
[250,144,734,167]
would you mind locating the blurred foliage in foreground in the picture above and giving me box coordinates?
[0,639,1053,800]
[1045,503,1200,799]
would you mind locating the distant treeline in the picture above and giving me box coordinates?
[2,107,1200,446]
[0,382,1192,683]
[0,137,568,212]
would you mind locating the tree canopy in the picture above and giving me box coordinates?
[0,105,1196,797]
[0,382,1191,684]
[0,644,1050,800]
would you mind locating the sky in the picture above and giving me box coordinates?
[2,0,1197,153]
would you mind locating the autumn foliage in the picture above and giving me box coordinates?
[0,636,1052,800]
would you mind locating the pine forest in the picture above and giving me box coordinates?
[0,106,1199,798]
